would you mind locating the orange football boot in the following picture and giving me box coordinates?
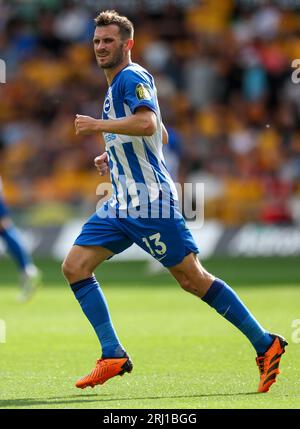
[256,334,288,393]
[75,355,133,389]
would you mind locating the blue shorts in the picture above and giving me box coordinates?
[74,202,199,267]
[0,195,9,218]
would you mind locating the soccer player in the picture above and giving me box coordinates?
[62,10,287,393]
[0,138,41,302]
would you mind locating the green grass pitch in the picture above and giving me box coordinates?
[0,259,299,409]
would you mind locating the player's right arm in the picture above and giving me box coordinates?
[76,68,160,139]
[75,107,156,137]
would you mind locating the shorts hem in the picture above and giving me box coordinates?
[73,240,117,254]
[161,247,199,268]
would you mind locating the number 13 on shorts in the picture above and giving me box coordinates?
[142,232,167,260]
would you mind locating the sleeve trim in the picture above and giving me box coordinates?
[131,101,157,115]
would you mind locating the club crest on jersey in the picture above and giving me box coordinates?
[104,97,111,114]
[135,83,151,100]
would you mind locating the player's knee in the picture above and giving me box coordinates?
[190,269,214,295]
[62,259,80,283]
[170,268,195,293]
[179,274,191,292]
[178,265,214,297]
[180,276,204,297]
[195,268,214,287]
[61,259,72,281]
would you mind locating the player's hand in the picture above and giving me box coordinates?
[75,114,100,135]
[94,152,109,176]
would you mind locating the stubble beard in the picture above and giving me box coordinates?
[98,45,125,70]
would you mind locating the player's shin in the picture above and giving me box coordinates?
[70,275,126,358]
[0,226,32,271]
[201,278,273,354]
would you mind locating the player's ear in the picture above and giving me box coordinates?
[125,39,134,52]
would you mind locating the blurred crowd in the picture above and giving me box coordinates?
[1,0,300,225]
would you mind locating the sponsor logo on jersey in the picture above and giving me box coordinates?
[104,97,111,114]
[104,133,117,143]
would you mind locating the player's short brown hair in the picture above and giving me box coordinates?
[94,10,134,40]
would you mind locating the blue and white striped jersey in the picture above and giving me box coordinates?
[102,62,178,212]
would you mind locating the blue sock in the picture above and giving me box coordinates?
[0,226,31,271]
[70,276,125,358]
[202,279,273,354]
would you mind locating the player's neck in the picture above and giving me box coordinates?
[104,58,132,86]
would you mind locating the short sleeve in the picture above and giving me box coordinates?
[122,69,157,114]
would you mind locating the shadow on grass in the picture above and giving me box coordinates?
[0,392,260,408]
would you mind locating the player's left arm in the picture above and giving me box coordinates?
[75,106,157,137]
